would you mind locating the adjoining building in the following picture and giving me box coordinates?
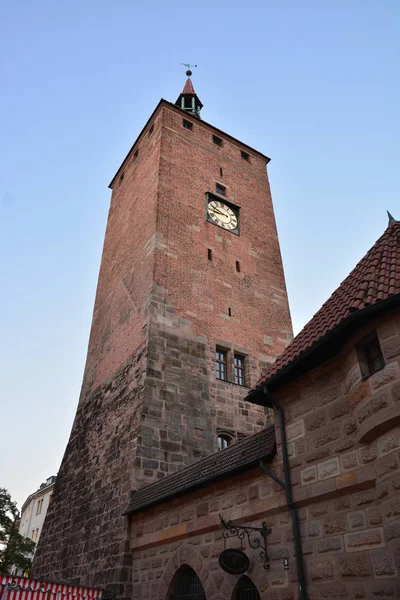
[19,476,57,548]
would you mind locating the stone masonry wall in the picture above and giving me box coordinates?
[33,341,148,596]
[129,306,400,599]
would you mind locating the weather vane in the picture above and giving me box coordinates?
[181,62,197,77]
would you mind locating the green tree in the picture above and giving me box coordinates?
[0,488,36,575]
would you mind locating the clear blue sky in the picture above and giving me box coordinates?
[1,1,399,509]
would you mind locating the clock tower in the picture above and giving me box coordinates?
[32,75,292,594]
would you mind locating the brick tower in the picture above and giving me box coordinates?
[32,74,292,594]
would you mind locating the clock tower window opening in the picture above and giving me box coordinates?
[216,183,226,196]
[234,353,246,386]
[215,348,228,381]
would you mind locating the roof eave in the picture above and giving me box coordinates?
[247,293,400,406]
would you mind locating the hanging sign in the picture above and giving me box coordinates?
[218,548,250,575]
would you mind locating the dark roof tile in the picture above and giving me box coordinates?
[124,426,276,515]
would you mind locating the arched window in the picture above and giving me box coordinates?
[232,575,261,600]
[218,434,231,450]
[166,565,206,600]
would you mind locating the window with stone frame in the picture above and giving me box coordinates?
[234,353,246,386]
[215,347,228,381]
[356,331,385,379]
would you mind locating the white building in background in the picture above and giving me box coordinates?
[19,476,57,547]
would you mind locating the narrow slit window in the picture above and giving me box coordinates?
[149,124,154,135]
[234,354,245,386]
[119,173,124,182]
[228,307,232,317]
[215,348,228,381]
[183,119,193,131]
[216,183,226,196]
[208,248,212,261]
[213,135,223,147]
[236,260,240,272]
[220,167,223,177]
[241,150,250,161]
[134,148,139,158]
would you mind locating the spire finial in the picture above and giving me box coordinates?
[387,210,397,225]
[181,63,197,78]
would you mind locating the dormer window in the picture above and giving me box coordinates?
[218,435,231,451]
[356,332,385,379]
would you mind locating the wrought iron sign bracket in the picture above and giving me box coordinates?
[219,514,272,569]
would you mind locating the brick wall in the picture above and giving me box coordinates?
[129,306,400,599]
[33,99,292,592]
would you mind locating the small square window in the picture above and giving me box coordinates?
[356,332,385,379]
[216,183,226,196]
[213,135,223,147]
[241,150,250,162]
[216,348,228,381]
[183,119,193,131]
[234,354,246,386]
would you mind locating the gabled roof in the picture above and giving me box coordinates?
[249,220,400,396]
[124,426,276,515]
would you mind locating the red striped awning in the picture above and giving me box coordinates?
[0,575,102,600]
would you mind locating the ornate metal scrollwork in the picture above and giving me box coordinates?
[219,514,271,569]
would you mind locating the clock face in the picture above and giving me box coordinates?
[207,200,238,231]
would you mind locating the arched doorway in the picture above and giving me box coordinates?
[232,575,260,600]
[166,565,206,600]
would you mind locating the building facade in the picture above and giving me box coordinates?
[32,76,292,592]
[19,476,57,548]
[124,218,400,599]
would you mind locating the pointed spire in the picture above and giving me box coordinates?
[175,66,203,119]
[387,210,397,225]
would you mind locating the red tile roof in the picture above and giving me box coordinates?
[182,77,196,95]
[124,426,276,515]
[254,221,400,390]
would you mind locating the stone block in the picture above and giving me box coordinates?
[378,429,400,457]
[370,548,397,577]
[359,442,378,464]
[306,520,322,538]
[333,439,354,453]
[376,453,399,479]
[349,380,369,409]
[316,537,343,553]
[383,498,400,521]
[308,557,334,581]
[336,471,356,489]
[305,410,326,431]
[351,584,366,598]
[318,583,349,598]
[317,457,340,481]
[311,477,336,497]
[354,489,375,506]
[337,552,372,577]
[295,437,310,455]
[382,336,400,360]
[392,382,400,401]
[324,515,347,535]
[356,392,388,424]
[344,528,384,551]
[313,424,342,448]
[343,364,361,394]
[333,497,351,511]
[286,420,305,441]
[306,448,330,463]
[301,465,317,485]
[343,417,357,435]
[371,581,400,597]
[347,511,366,530]
[314,386,341,407]
[340,455,360,480]
[370,363,398,390]
[328,398,350,420]
[366,506,383,526]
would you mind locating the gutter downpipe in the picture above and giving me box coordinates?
[263,386,308,600]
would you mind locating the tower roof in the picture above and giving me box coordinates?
[182,77,196,95]
[248,218,400,396]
